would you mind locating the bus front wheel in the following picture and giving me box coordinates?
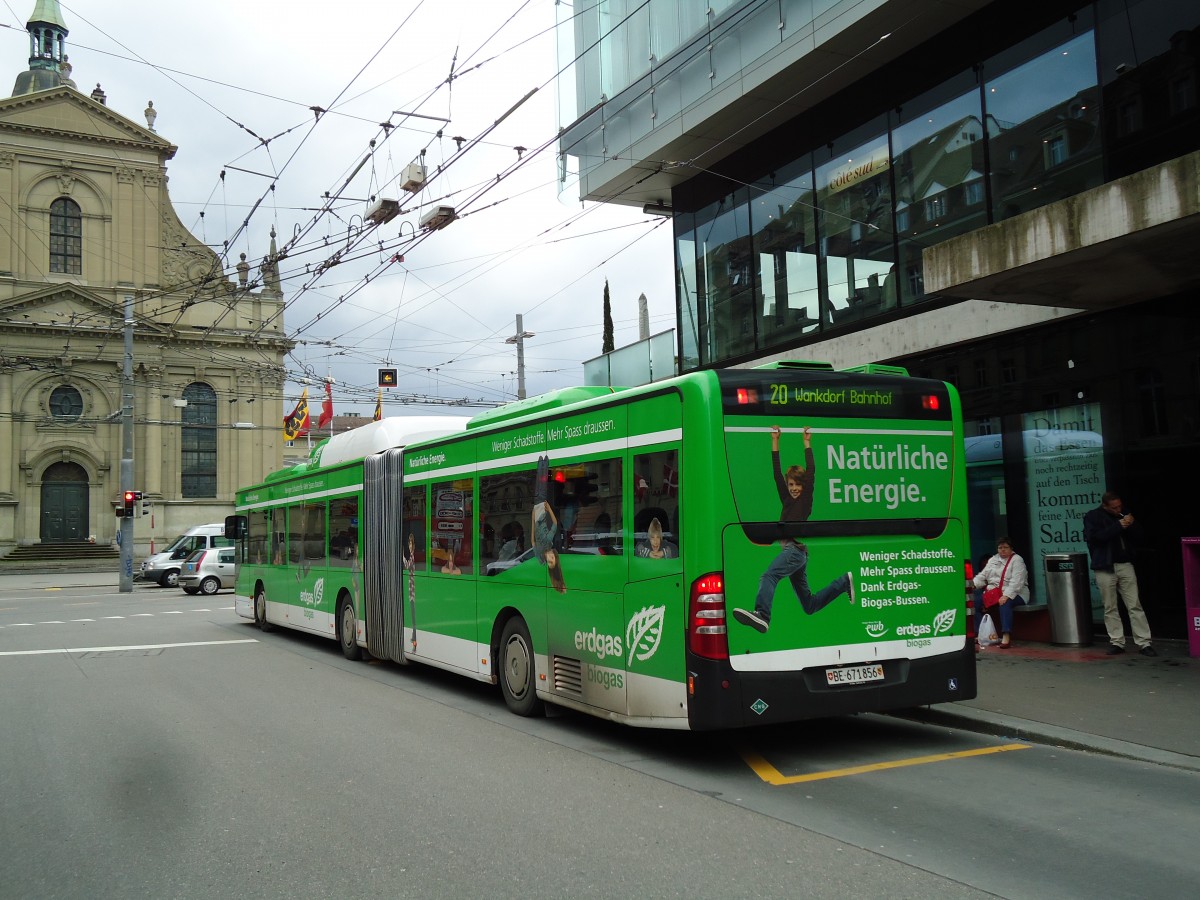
[338,597,361,661]
[254,588,272,632]
[499,617,543,717]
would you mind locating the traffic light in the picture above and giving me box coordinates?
[140,496,151,517]
[378,368,398,387]
[574,473,600,507]
[123,490,136,516]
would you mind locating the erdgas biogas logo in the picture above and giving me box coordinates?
[574,606,666,667]
[626,605,665,665]
[895,608,957,638]
[932,608,956,635]
[299,577,324,608]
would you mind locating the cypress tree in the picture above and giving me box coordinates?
[602,279,614,353]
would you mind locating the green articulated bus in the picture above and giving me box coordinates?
[231,360,976,730]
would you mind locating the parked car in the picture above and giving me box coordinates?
[179,546,239,595]
[139,523,232,587]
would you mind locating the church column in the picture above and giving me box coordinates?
[0,152,14,276]
[0,367,13,498]
[144,369,164,498]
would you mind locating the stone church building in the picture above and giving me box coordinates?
[0,2,292,560]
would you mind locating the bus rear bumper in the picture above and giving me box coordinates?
[687,645,977,730]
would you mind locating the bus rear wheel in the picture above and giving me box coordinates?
[499,617,542,717]
[338,596,361,661]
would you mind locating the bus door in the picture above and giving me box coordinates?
[543,454,628,714]
[419,475,479,673]
[625,441,686,721]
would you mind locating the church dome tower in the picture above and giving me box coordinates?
[12,1,74,96]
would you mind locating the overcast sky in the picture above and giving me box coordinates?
[2,0,676,416]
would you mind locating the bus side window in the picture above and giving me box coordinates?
[432,479,473,575]
[248,509,269,564]
[565,457,621,554]
[480,469,532,570]
[633,449,680,558]
[304,503,325,565]
[329,496,358,567]
[287,503,304,563]
[402,485,427,572]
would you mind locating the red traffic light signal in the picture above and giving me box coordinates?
[123,491,136,514]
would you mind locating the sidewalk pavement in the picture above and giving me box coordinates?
[898,637,1200,772]
[8,571,1197,769]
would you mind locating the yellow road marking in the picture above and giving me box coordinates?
[739,743,1030,784]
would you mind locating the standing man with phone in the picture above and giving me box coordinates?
[1083,491,1157,656]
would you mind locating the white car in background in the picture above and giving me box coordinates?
[179,546,239,595]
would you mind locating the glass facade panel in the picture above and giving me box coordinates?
[814,121,896,327]
[649,0,706,64]
[781,0,817,43]
[675,213,700,372]
[1096,1,1200,179]
[695,190,755,362]
[600,1,651,101]
[712,0,780,84]
[891,77,987,306]
[749,158,821,349]
[985,31,1102,221]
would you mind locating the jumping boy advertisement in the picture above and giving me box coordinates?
[722,397,966,670]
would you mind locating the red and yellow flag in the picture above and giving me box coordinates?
[283,388,310,440]
[373,389,382,422]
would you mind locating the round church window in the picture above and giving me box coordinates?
[49,385,83,420]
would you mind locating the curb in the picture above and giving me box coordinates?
[890,706,1200,773]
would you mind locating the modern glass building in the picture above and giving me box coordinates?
[558,0,1200,638]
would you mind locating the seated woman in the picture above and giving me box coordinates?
[635,517,677,559]
[972,536,1028,648]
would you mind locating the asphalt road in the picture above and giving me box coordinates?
[2,580,1196,899]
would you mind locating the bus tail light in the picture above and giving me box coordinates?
[964,559,976,639]
[689,573,728,660]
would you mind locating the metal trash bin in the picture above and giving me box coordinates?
[1043,553,1093,647]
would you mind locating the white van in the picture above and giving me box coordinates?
[139,523,233,587]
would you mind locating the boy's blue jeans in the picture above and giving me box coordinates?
[755,542,849,623]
